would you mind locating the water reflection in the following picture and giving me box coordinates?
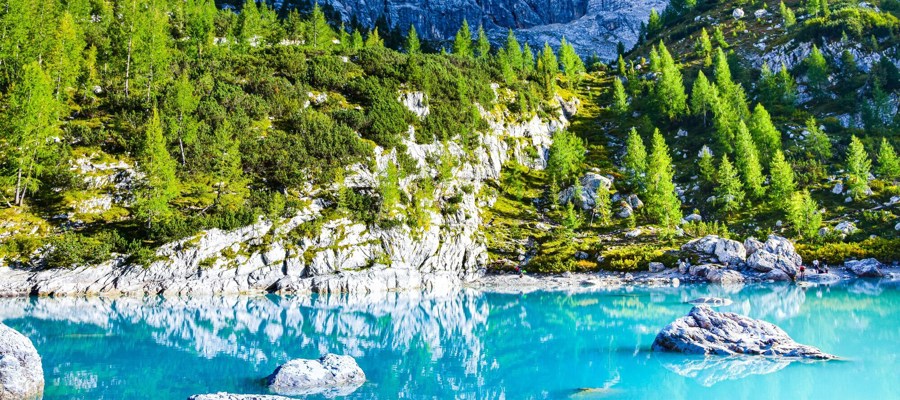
[0,280,896,400]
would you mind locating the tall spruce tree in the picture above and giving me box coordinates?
[654,41,688,120]
[748,104,782,166]
[612,77,628,115]
[453,20,473,58]
[134,109,179,228]
[695,28,713,66]
[769,150,796,205]
[787,190,821,239]
[476,25,491,59]
[691,71,716,126]
[716,155,745,215]
[845,135,871,200]
[406,25,420,54]
[309,3,334,49]
[623,128,648,193]
[806,45,829,96]
[645,130,682,228]
[804,117,832,160]
[876,138,900,180]
[734,120,766,199]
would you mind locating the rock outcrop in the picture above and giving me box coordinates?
[846,259,885,278]
[267,354,365,397]
[313,0,668,59]
[681,236,746,265]
[745,236,803,278]
[0,323,44,400]
[652,306,836,360]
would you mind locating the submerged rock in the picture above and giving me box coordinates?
[846,259,885,278]
[652,306,836,359]
[0,323,44,400]
[686,297,733,307]
[188,394,292,400]
[267,354,366,396]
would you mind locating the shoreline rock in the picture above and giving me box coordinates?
[652,306,836,360]
[267,354,365,397]
[0,323,44,400]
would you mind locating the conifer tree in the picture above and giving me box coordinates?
[734,121,766,199]
[309,3,334,49]
[655,41,688,120]
[135,109,179,228]
[237,0,261,46]
[49,12,84,101]
[806,0,821,16]
[645,130,682,228]
[165,73,200,165]
[558,38,585,88]
[623,128,648,192]
[806,45,829,96]
[210,120,245,210]
[695,28,713,66]
[804,117,832,160]
[612,77,628,115]
[521,43,535,75]
[757,63,779,105]
[3,62,60,206]
[351,30,364,50]
[691,71,716,126]
[714,48,750,119]
[647,9,662,37]
[365,27,384,48]
[505,30,523,71]
[453,19,473,58]
[406,25,420,54]
[715,155,745,215]
[592,183,612,227]
[845,135,871,200]
[547,130,585,185]
[713,26,728,48]
[769,150,796,204]
[698,146,716,186]
[537,42,559,94]
[617,54,627,75]
[780,1,796,29]
[476,25,491,59]
[876,138,900,180]
[787,190,821,239]
[776,63,797,107]
[748,104,782,165]
[711,89,738,153]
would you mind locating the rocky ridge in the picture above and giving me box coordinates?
[0,96,573,297]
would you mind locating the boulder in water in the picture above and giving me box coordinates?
[267,354,366,396]
[0,323,44,400]
[188,394,292,400]
[846,259,885,278]
[652,306,836,359]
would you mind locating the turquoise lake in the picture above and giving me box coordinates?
[1,281,898,399]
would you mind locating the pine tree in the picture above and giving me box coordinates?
[806,45,829,96]
[820,0,831,17]
[558,38,585,88]
[612,77,628,115]
[522,43,535,75]
[806,0,821,16]
[787,190,821,239]
[623,128,648,192]
[804,117,832,160]
[537,42,559,94]
[165,73,200,165]
[655,41,688,120]
[711,89,738,153]
[757,63,779,105]
[379,162,400,216]
[237,0,261,46]
[504,29,523,71]
[748,104,782,165]
[715,155,745,215]
[617,54,627,75]
[714,48,750,119]
[48,12,84,101]
[695,28,713,66]
[734,120,766,199]
[134,109,179,228]
[647,9,662,37]
[351,30,364,50]
[876,138,900,180]
[593,183,612,227]
[845,135,871,200]
[780,1,797,28]
[645,130,682,228]
[776,63,797,107]
[406,25,420,54]
[365,27,384,48]
[547,130,585,184]
[769,150,796,204]
[476,24,491,59]
[713,26,728,48]
[691,71,716,126]
[453,19,473,58]
[698,146,716,185]
[3,62,60,206]
[210,120,245,210]
[309,3,334,49]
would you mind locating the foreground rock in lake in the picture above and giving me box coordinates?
[652,306,836,360]
[267,354,366,396]
[0,323,43,400]
[188,394,291,400]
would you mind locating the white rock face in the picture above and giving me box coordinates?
[558,172,613,210]
[267,354,366,397]
[682,235,747,265]
[652,306,836,359]
[835,221,858,235]
[745,236,803,278]
[314,0,669,59]
[0,323,44,400]
[845,259,885,278]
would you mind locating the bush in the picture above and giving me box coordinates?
[797,238,900,264]
[598,244,680,272]
[45,231,125,268]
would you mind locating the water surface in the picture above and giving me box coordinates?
[1,281,898,399]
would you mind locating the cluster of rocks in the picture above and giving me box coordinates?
[678,235,803,283]
[652,305,836,359]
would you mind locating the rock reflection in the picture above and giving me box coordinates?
[662,356,792,387]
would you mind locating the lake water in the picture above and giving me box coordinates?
[1,281,898,400]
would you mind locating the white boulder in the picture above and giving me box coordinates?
[267,354,366,396]
[845,259,885,278]
[0,323,44,400]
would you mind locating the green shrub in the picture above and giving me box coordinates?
[797,238,900,264]
[45,231,125,268]
[598,244,680,272]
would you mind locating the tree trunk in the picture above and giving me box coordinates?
[125,36,133,98]
[14,167,22,205]
[179,137,186,166]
